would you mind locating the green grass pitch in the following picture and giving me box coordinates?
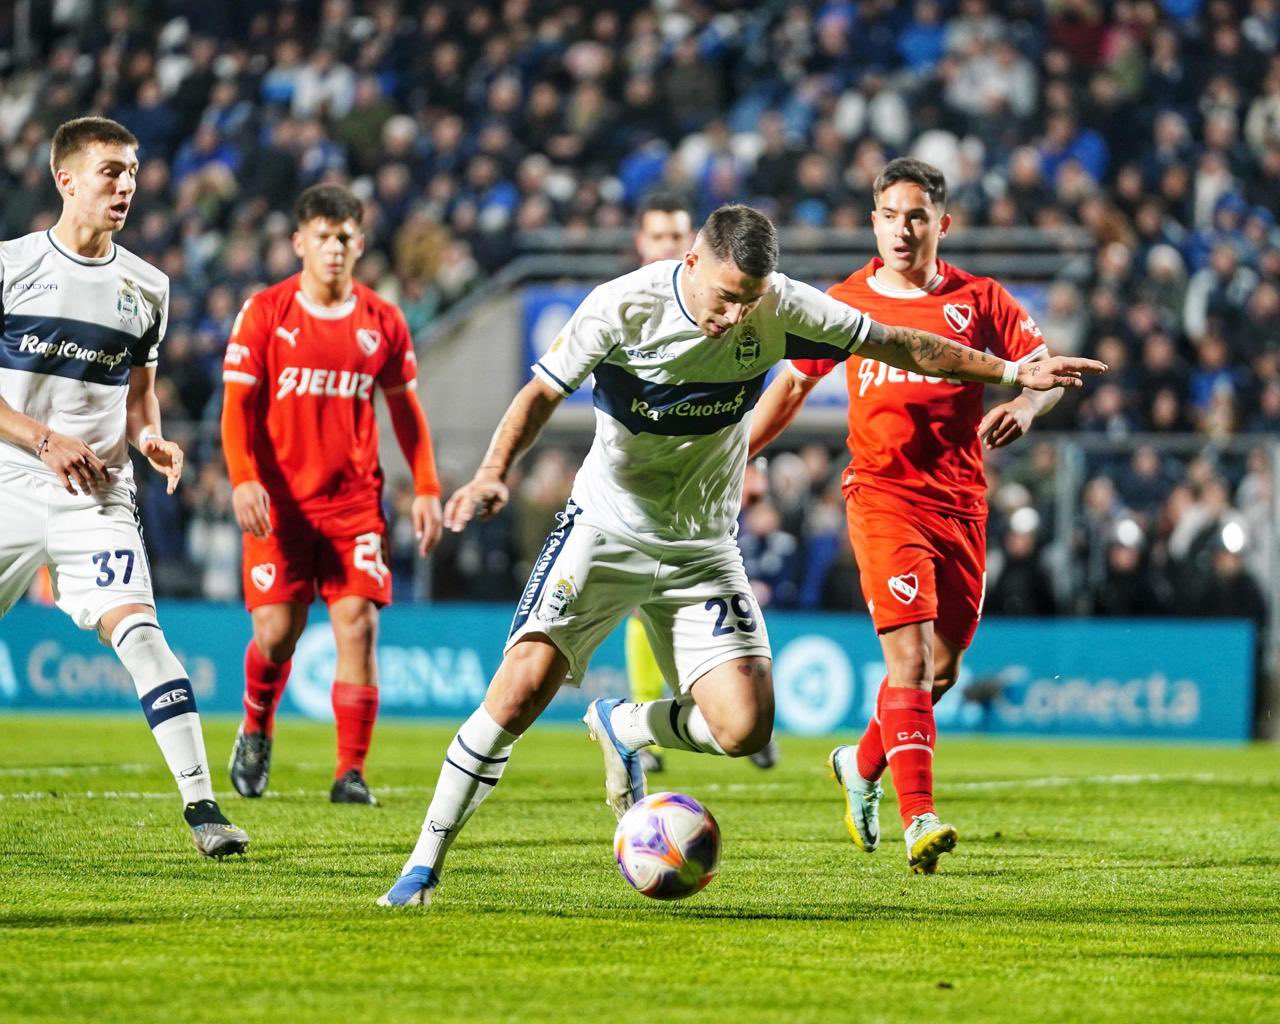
[1,714,1276,1023]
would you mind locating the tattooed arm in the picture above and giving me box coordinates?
[858,321,1106,391]
[443,378,563,532]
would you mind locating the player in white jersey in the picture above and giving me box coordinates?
[0,117,248,858]
[625,194,778,772]
[379,205,1104,907]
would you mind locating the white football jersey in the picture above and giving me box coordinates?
[533,259,871,545]
[0,230,169,484]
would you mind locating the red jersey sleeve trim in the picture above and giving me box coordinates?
[220,381,258,488]
[386,388,441,496]
[787,360,827,382]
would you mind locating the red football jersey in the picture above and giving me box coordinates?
[222,274,417,513]
[791,259,1047,518]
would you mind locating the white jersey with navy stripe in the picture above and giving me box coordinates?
[0,230,168,485]
[532,259,871,545]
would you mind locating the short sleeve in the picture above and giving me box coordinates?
[377,305,418,392]
[223,295,268,386]
[775,273,873,365]
[130,280,168,368]
[788,357,839,382]
[532,284,621,396]
[984,281,1049,363]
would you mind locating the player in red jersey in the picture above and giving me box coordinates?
[221,185,443,805]
[750,158,1065,873]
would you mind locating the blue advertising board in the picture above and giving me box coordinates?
[0,604,1254,741]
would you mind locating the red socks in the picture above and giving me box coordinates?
[880,687,936,827]
[856,677,889,782]
[243,640,291,737]
[245,643,378,778]
[332,682,379,778]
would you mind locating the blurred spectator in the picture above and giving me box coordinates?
[986,510,1057,617]
[739,499,801,609]
[0,0,1273,620]
[1090,530,1163,618]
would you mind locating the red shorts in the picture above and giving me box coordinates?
[242,503,392,610]
[846,486,986,649]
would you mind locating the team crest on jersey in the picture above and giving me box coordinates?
[942,303,972,334]
[888,573,919,604]
[542,574,579,620]
[356,328,382,356]
[116,279,140,322]
[250,563,277,592]
[734,325,762,369]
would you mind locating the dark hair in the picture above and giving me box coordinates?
[872,157,948,209]
[637,191,692,225]
[51,117,138,170]
[701,204,778,279]
[294,184,364,226]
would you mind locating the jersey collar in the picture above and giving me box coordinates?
[296,288,357,320]
[865,259,945,299]
[672,263,697,327]
[46,229,116,266]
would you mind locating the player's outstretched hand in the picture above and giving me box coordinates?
[141,435,185,495]
[413,494,444,555]
[444,476,509,533]
[1016,356,1108,391]
[39,431,109,495]
[978,397,1036,450]
[233,481,273,539]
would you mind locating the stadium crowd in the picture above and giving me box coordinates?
[0,0,1275,627]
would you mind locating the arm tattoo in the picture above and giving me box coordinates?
[863,320,1005,383]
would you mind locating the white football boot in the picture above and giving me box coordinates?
[827,744,882,853]
[904,812,958,874]
[583,698,646,820]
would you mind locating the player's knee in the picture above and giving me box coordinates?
[885,647,932,689]
[253,627,298,664]
[252,610,305,662]
[711,707,773,758]
[485,639,565,730]
[331,605,378,655]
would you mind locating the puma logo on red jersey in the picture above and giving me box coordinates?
[276,366,374,401]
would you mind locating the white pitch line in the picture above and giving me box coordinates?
[0,763,153,778]
[0,785,434,802]
[944,772,1219,791]
[663,772,1223,796]
[0,772,1223,803]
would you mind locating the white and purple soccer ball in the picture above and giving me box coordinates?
[613,792,721,900]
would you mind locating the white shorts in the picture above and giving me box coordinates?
[506,502,771,694]
[0,466,155,630]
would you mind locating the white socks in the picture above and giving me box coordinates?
[112,613,215,805]
[403,704,519,880]
[609,699,726,755]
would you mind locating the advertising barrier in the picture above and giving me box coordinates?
[0,603,1253,741]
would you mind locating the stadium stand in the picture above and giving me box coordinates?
[0,0,1276,642]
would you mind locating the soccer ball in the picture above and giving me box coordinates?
[613,792,721,900]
